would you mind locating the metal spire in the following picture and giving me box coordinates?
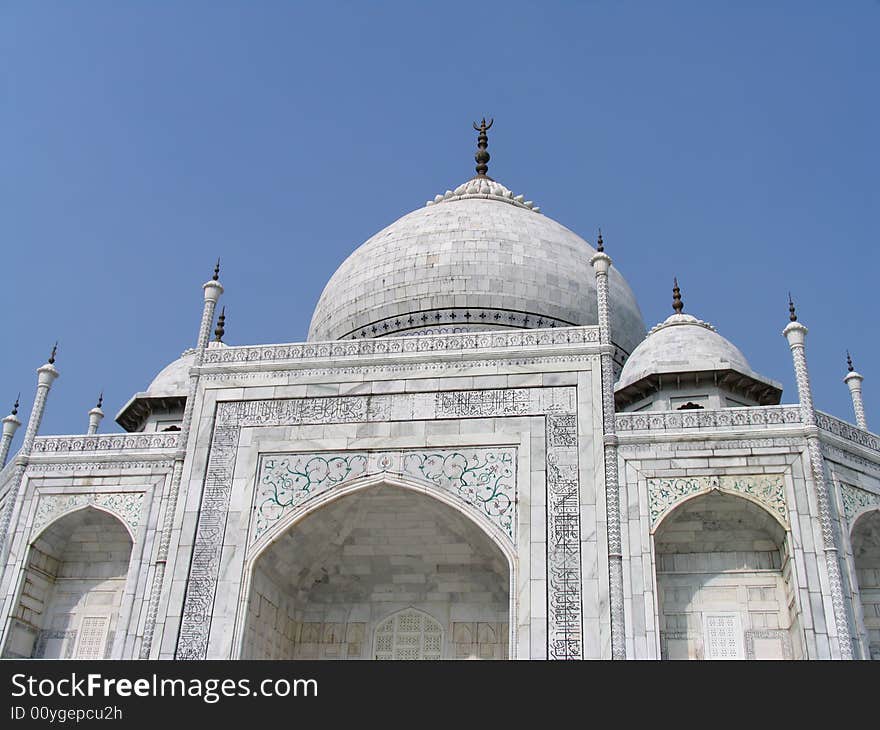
[96,392,104,409]
[48,342,57,365]
[788,292,797,322]
[212,258,220,281]
[847,351,854,373]
[596,228,604,253]
[672,277,684,314]
[472,118,494,178]
[11,394,19,416]
[214,306,226,342]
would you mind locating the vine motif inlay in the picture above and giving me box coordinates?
[839,482,880,524]
[32,491,145,536]
[647,474,787,528]
[254,449,516,544]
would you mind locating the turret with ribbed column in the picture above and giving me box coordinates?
[844,352,868,431]
[783,297,853,659]
[0,398,22,469]
[0,346,59,558]
[139,262,223,659]
[590,231,626,660]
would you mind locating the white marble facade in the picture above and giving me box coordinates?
[0,163,878,661]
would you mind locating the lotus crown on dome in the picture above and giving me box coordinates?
[646,312,717,336]
[426,176,540,213]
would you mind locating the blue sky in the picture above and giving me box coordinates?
[2,1,878,438]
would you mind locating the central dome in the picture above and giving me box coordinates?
[308,176,646,356]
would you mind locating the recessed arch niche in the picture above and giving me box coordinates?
[3,507,133,659]
[239,482,510,659]
[654,491,803,660]
[851,509,880,660]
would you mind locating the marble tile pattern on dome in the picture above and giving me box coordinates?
[0,123,877,662]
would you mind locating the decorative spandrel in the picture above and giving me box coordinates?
[648,474,787,529]
[253,448,517,546]
[839,482,880,524]
[31,491,145,537]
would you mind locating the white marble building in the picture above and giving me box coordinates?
[1,124,878,661]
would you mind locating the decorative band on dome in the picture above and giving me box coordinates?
[426,177,541,213]
[341,306,574,339]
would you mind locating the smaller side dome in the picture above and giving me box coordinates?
[615,312,782,411]
[115,350,198,432]
[146,352,197,397]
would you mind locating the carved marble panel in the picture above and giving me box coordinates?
[616,406,802,433]
[200,326,601,366]
[31,433,179,454]
[545,414,582,660]
[817,411,880,454]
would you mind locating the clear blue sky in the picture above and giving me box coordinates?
[2,1,878,438]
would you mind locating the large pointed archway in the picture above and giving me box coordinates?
[654,491,803,660]
[3,507,133,659]
[851,509,880,660]
[240,482,511,659]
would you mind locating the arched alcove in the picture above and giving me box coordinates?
[240,483,510,660]
[3,507,133,659]
[654,491,802,660]
[851,509,880,660]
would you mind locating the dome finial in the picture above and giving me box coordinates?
[596,228,604,252]
[847,350,854,372]
[214,306,226,342]
[48,341,57,365]
[212,257,221,281]
[96,391,103,409]
[473,117,494,178]
[672,277,684,314]
[11,394,19,416]
[788,292,797,322]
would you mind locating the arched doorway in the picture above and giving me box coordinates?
[3,507,133,659]
[654,492,802,660]
[241,483,510,659]
[851,509,880,660]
